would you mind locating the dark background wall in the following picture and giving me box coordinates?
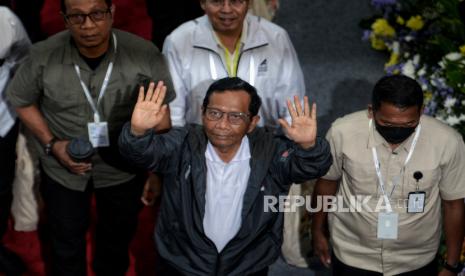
[273,0,386,135]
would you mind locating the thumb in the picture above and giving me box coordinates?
[320,248,331,268]
[278,118,290,131]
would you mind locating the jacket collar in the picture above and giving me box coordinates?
[193,14,269,53]
[187,125,276,221]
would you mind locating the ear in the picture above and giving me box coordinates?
[247,115,260,133]
[367,104,373,119]
[420,104,425,115]
[61,12,70,28]
[110,4,115,19]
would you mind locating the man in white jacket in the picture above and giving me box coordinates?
[0,6,30,275]
[163,0,305,130]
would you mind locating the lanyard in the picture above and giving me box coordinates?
[209,53,256,86]
[369,119,422,205]
[74,33,117,123]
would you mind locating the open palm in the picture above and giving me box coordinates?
[278,96,317,149]
[130,81,167,136]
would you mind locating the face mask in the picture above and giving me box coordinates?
[375,121,417,144]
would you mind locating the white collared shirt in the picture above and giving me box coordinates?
[203,136,251,252]
[0,7,30,137]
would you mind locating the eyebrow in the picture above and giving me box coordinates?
[380,119,417,125]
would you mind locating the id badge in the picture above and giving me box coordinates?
[377,212,398,240]
[407,192,425,213]
[88,122,110,147]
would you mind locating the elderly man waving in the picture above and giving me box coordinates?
[119,77,331,275]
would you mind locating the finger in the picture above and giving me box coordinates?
[151,81,164,103]
[70,162,92,171]
[278,118,290,131]
[286,98,298,119]
[141,196,151,206]
[159,104,168,116]
[140,189,150,206]
[156,85,167,105]
[322,248,331,268]
[146,82,155,101]
[294,95,303,116]
[319,254,331,268]
[137,86,145,103]
[311,102,317,120]
[303,96,310,116]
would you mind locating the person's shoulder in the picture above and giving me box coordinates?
[247,14,288,37]
[165,15,204,43]
[29,31,69,60]
[251,14,286,31]
[330,110,370,131]
[420,115,463,143]
[113,29,158,52]
[0,6,15,18]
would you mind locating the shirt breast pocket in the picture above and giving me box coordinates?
[43,79,81,104]
[403,168,440,199]
[343,157,379,196]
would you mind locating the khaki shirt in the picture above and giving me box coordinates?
[323,110,465,275]
[7,29,175,191]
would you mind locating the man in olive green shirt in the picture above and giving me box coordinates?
[312,75,465,276]
[6,0,175,275]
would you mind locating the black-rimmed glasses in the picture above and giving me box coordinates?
[205,107,250,125]
[63,9,111,25]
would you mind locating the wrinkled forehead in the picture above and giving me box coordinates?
[208,90,251,112]
[64,0,109,13]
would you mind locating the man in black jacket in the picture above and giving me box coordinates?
[119,77,332,275]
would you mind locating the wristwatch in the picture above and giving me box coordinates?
[443,260,464,274]
[44,137,58,155]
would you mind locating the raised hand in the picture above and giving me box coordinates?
[278,96,317,149]
[130,81,167,136]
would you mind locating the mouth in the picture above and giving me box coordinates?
[210,133,231,140]
[81,34,99,41]
[219,17,237,26]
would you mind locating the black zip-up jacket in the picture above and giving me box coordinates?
[119,124,332,275]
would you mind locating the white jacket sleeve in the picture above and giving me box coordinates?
[275,31,305,125]
[162,35,188,127]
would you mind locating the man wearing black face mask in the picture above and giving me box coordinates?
[312,75,465,276]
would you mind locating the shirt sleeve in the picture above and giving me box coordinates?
[149,43,176,105]
[439,131,465,200]
[6,9,31,67]
[6,53,42,108]
[274,30,305,124]
[162,34,189,127]
[321,126,343,181]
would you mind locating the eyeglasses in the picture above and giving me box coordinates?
[205,107,250,125]
[206,0,247,8]
[63,9,111,25]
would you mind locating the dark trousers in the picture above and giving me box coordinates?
[40,172,145,276]
[332,254,437,276]
[0,121,19,239]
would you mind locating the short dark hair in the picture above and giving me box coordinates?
[372,75,423,112]
[61,0,112,13]
[202,77,262,117]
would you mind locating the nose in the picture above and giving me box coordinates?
[81,15,96,29]
[220,0,233,11]
[215,114,231,129]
